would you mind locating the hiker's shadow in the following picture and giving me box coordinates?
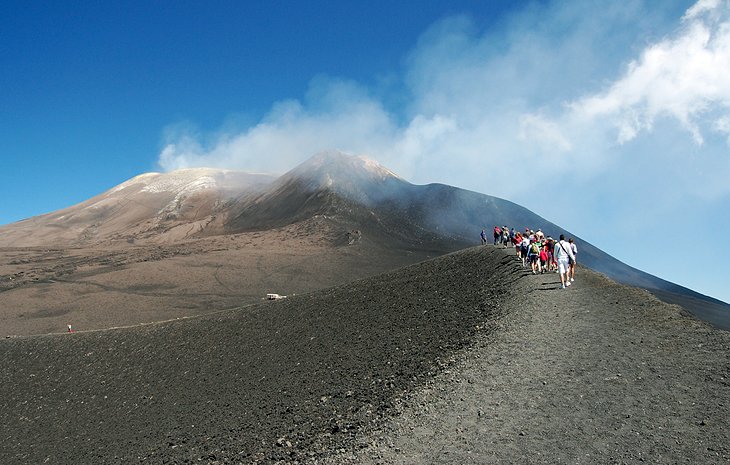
[538,281,562,291]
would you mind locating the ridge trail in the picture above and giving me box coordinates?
[329,247,730,464]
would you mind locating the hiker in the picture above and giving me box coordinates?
[520,234,530,267]
[480,229,487,245]
[493,226,502,245]
[501,227,510,247]
[528,238,542,274]
[539,244,549,274]
[546,237,556,272]
[554,234,575,289]
[513,231,523,260]
[568,238,578,282]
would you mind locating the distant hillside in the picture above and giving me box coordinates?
[0,169,276,246]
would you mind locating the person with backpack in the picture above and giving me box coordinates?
[493,226,502,245]
[480,229,487,245]
[528,238,542,274]
[553,234,575,289]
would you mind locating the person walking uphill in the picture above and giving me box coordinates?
[568,237,578,282]
[553,234,575,289]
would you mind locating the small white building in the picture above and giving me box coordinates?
[266,293,286,300]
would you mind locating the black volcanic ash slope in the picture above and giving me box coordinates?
[0,247,523,465]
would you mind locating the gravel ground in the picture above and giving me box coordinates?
[0,246,515,464]
[1,246,728,464]
[323,248,730,465]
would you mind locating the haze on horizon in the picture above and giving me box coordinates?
[1,0,729,304]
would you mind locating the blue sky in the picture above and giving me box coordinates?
[2,0,730,304]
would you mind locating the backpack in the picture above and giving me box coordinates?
[530,242,540,254]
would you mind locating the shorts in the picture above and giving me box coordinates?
[558,259,570,275]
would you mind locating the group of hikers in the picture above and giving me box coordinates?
[481,226,577,289]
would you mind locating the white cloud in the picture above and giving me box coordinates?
[714,114,730,144]
[157,0,730,204]
[159,78,397,175]
[569,0,730,145]
[685,0,723,19]
[518,114,573,153]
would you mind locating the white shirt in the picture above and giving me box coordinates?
[554,240,575,262]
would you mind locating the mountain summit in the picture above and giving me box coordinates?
[286,150,401,187]
[224,151,414,233]
[263,150,406,206]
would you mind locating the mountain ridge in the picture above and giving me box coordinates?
[0,150,727,328]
